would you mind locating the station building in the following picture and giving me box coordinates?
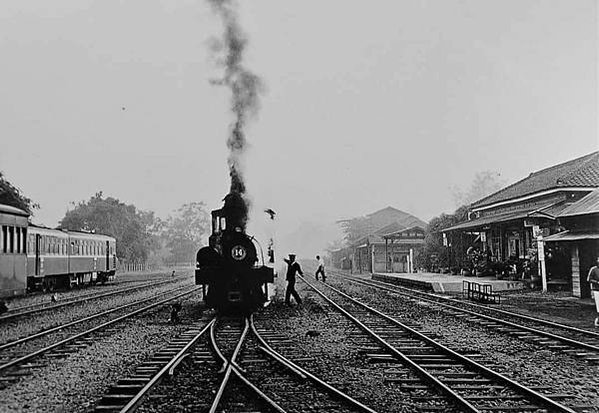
[442,151,599,296]
[332,207,427,274]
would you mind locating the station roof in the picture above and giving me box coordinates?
[558,188,599,218]
[443,201,563,232]
[471,151,599,209]
[544,230,599,242]
[0,203,29,217]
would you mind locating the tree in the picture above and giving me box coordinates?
[162,202,210,264]
[59,192,161,263]
[451,171,505,208]
[419,205,469,271]
[0,172,39,214]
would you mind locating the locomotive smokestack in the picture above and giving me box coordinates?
[207,0,264,229]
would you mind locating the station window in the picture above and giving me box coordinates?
[1,226,6,253]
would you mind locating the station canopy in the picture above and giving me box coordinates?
[544,230,599,242]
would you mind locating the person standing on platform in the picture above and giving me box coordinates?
[587,257,599,327]
[315,255,326,282]
[283,254,303,306]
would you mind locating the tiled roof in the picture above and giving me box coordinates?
[0,203,29,217]
[472,151,599,208]
[559,188,599,217]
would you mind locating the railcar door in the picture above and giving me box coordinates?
[105,241,110,271]
[35,234,41,275]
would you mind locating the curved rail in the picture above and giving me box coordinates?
[301,275,577,413]
[0,284,192,352]
[0,286,200,374]
[209,317,286,413]
[339,273,599,353]
[336,269,599,339]
[118,318,216,413]
[250,314,380,413]
[0,278,180,322]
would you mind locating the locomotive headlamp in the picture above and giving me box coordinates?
[231,245,247,261]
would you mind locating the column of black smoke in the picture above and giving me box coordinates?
[208,0,263,231]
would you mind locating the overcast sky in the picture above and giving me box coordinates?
[0,0,597,256]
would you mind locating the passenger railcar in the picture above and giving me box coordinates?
[0,203,117,297]
[195,193,275,312]
[0,204,29,297]
[26,225,117,291]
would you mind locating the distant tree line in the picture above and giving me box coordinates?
[60,193,210,265]
[0,173,210,266]
[0,172,39,214]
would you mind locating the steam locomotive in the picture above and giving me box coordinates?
[195,193,275,312]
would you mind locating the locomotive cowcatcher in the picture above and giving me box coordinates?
[195,193,274,312]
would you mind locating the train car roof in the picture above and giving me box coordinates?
[28,224,116,241]
[0,204,29,217]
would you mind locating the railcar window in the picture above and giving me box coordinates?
[16,228,21,254]
[8,226,14,253]
[22,229,27,254]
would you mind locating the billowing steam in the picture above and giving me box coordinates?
[208,0,263,230]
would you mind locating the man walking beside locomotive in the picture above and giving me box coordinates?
[587,257,599,327]
[283,254,303,306]
[315,255,326,282]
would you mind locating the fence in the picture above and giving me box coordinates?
[120,262,194,273]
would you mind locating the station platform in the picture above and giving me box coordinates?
[371,272,524,294]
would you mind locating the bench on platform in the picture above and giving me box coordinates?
[462,280,500,304]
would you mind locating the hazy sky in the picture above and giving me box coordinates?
[1,0,597,256]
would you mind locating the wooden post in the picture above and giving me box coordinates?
[390,239,395,273]
[409,248,414,273]
[385,239,389,273]
[571,245,581,298]
[371,244,375,274]
[538,236,547,292]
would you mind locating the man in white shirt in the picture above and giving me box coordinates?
[315,255,326,282]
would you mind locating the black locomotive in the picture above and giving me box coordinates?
[195,193,275,312]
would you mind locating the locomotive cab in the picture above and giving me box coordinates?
[195,195,275,312]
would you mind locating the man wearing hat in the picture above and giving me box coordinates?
[283,254,303,306]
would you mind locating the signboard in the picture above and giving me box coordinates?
[480,232,486,242]
[532,225,542,239]
[442,233,448,247]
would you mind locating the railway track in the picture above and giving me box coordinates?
[330,270,599,363]
[0,278,184,322]
[300,275,586,413]
[99,315,378,413]
[0,285,199,388]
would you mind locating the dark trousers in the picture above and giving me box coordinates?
[315,266,326,281]
[285,279,302,305]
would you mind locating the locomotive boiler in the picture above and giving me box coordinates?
[195,193,275,312]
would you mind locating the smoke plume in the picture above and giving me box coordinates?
[207,0,263,229]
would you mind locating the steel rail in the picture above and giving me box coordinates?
[303,275,577,413]
[299,276,480,413]
[0,279,179,321]
[0,284,192,352]
[118,318,216,413]
[337,270,599,339]
[209,317,286,413]
[250,314,380,413]
[0,287,200,374]
[342,275,599,353]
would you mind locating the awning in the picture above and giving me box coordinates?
[442,210,532,232]
[443,201,562,232]
[559,188,599,217]
[544,230,599,242]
